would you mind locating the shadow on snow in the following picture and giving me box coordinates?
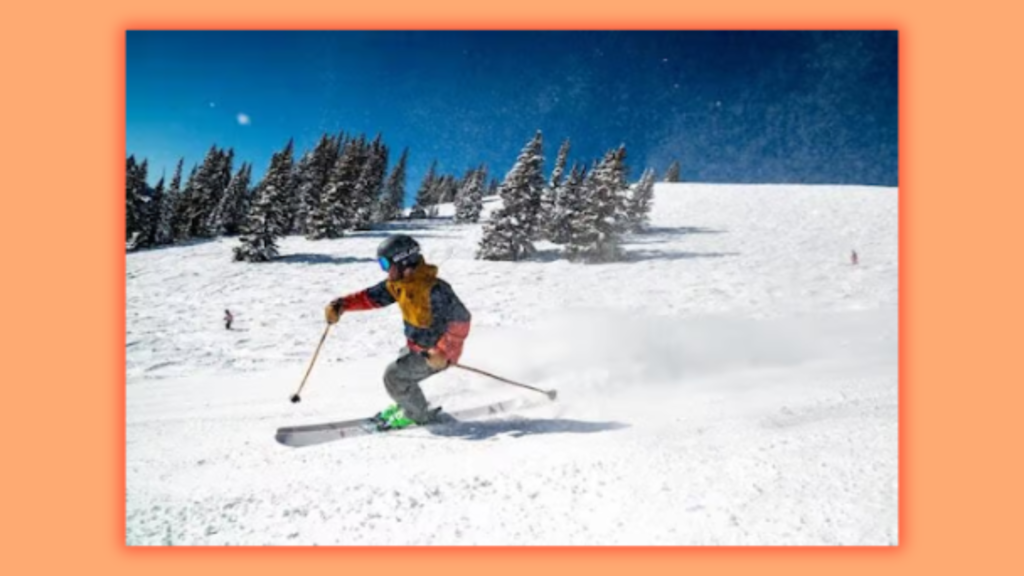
[526,248,738,264]
[642,225,727,236]
[426,417,629,441]
[624,250,739,262]
[275,253,376,265]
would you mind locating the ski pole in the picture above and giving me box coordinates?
[290,323,331,403]
[453,362,558,400]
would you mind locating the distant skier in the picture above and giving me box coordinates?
[851,250,859,266]
[224,309,234,330]
[324,234,471,429]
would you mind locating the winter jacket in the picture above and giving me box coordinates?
[338,263,471,363]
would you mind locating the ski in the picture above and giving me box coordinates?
[275,394,556,448]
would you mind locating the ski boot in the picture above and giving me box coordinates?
[372,404,416,431]
[372,404,448,430]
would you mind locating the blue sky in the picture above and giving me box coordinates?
[127,31,897,198]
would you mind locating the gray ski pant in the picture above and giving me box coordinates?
[383,347,442,422]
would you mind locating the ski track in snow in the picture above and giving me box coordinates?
[126,183,898,545]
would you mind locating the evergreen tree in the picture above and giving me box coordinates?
[549,138,571,189]
[522,132,547,242]
[626,167,656,232]
[174,164,199,242]
[375,147,407,222]
[125,156,148,242]
[607,145,631,235]
[411,160,437,218]
[548,163,584,245]
[194,146,234,237]
[353,134,388,230]
[213,163,253,236]
[440,174,459,204]
[454,168,471,200]
[455,165,486,223]
[154,158,183,245]
[299,134,341,238]
[291,150,315,235]
[216,149,235,197]
[167,146,233,239]
[664,160,681,183]
[565,149,628,262]
[186,146,224,238]
[234,141,294,262]
[140,176,165,247]
[310,137,362,239]
[477,131,545,261]
[539,138,571,239]
[280,151,302,236]
[427,174,457,218]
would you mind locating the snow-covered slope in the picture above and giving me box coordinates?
[126,183,898,545]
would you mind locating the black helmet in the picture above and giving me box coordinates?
[377,234,421,271]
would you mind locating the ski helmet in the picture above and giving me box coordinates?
[377,234,421,272]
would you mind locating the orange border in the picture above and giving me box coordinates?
[6,0,1023,574]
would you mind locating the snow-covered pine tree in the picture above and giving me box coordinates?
[340,135,370,228]
[205,147,235,236]
[281,150,303,236]
[522,132,546,242]
[187,146,226,238]
[565,149,626,262]
[299,134,341,239]
[664,160,681,183]
[441,175,460,204]
[125,156,148,242]
[478,164,489,189]
[154,158,183,246]
[140,176,165,247]
[625,167,656,233]
[213,163,253,236]
[603,144,631,235]
[454,168,472,201]
[173,164,199,242]
[375,147,407,223]
[309,137,363,239]
[125,156,138,242]
[453,170,472,223]
[352,134,388,230]
[549,138,570,189]
[427,174,456,218]
[539,138,571,240]
[191,146,233,237]
[410,160,437,219]
[477,131,545,261]
[233,140,294,262]
[455,165,485,223]
[216,149,235,197]
[291,150,315,235]
[548,163,584,245]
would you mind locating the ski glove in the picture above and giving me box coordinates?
[424,348,450,370]
[325,299,344,324]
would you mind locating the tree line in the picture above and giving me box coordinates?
[127,130,682,263]
[476,132,660,263]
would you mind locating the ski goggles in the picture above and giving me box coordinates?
[378,247,420,272]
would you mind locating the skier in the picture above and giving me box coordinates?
[324,234,471,429]
[851,250,859,266]
[224,309,234,330]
